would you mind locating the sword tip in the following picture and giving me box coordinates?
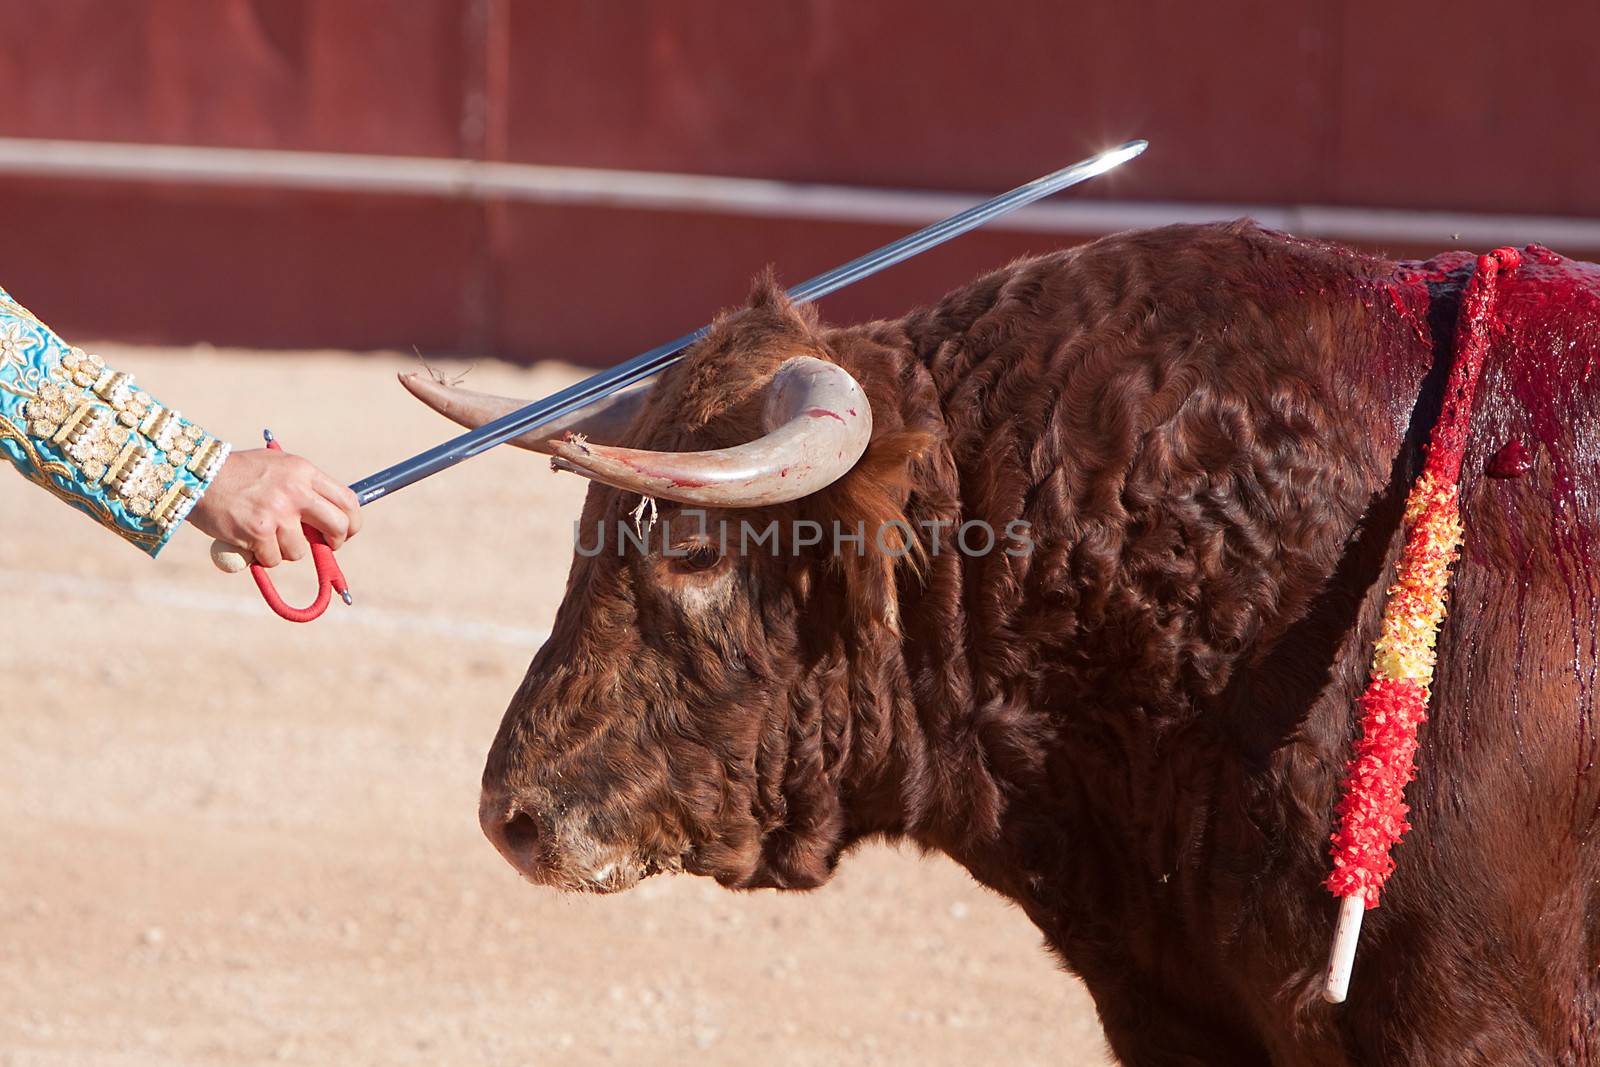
[1090,140,1149,176]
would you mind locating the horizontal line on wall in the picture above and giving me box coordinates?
[0,136,1598,249]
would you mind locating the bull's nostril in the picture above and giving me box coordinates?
[480,792,551,879]
[503,810,541,854]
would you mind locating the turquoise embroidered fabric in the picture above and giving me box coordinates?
[0,286,229,557]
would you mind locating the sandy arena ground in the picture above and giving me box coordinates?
[0,345,1113,1066]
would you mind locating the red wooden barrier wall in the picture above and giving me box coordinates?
[0,1,1593,361]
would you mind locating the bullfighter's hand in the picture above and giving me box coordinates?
[188,449,363,568]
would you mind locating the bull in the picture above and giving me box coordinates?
[402,221,1600,1065]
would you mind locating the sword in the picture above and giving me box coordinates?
[215,140,1148,617]
[355,139,1146,504]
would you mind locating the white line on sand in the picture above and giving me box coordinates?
[0,567,550,649]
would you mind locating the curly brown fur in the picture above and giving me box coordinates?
[478,222,1600,1065]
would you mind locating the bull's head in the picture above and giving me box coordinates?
[403,280,938,892]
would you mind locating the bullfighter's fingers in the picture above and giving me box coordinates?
[277,522,311,564]
[299,495,353,551]
[312,471,363,537]
[249,527,283,569]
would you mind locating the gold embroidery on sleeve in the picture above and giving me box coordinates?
[18,347,230,531]
[0,410,161,549]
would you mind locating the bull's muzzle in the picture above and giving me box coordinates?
[478,785,662,893]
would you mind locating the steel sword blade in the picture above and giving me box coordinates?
[351,139,1147,505]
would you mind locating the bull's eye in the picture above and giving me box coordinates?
[671,541,723,574]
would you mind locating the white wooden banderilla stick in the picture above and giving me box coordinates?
[1322,894,1365,1004]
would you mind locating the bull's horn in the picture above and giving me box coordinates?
[398,372,648,454]
[547,356,872,507]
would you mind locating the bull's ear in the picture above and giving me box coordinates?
[815,427,938,558]
[791,426,934,637]
[793,341,944,625]
[744,267,819,331]
[745,266,788,312]
[808,337,941,534]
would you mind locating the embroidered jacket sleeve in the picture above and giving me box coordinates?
[0,285,230,557]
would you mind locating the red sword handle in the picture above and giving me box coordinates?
[244,433,351,623]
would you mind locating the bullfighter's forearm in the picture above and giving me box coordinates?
[0,285,230,557]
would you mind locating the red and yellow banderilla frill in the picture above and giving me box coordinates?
[1321,246,1522,1003]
